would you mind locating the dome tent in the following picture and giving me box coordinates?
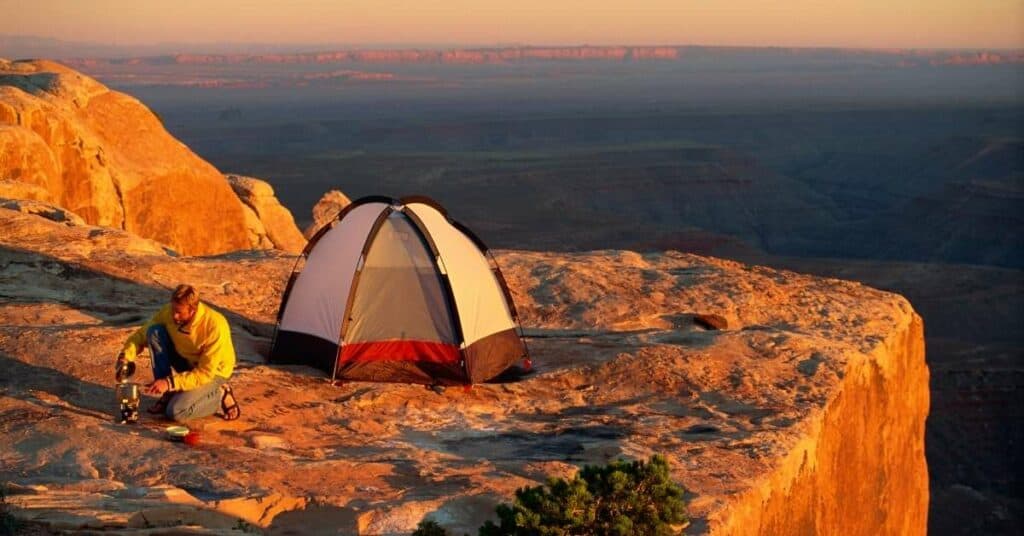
[270,196,530,385]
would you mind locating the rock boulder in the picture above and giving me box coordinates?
[0,58,254,256]
[226,174,305,253]
[304,189,351,238]
[0,197,85,226]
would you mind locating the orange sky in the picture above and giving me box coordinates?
[3,0,1022,49]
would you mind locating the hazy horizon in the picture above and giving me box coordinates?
[6,33,1024,53]
[3,0,1022,50]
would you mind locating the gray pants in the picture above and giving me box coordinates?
[165,376,225,422]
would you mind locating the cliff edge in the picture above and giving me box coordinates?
[0,204,928,534]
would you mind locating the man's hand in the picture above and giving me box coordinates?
[145,378,171,396]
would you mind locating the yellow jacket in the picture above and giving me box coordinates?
[122,302,236,391]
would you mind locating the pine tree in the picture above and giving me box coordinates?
[479,455,687,536]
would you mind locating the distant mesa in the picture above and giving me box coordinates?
[55,45,1024,92]
[929,51,1022,66]
[59,45,1024,68]
[300,69,397,81]
[0,58,303,256]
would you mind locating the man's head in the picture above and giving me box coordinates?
[171,284,199,329]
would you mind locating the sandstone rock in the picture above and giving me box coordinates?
[0,208,929,535]
[693,313,728,330]
[226,174,305,253]
[267,503,361,534]
[0,179,53,203]
[304,189,351,238]
[127,505,241,529]
[0,58,253,255]
[357,500,444,535]
[249,434,289,450]
[2,482,48,495]
[0,197,84,225]
[212,493,308,527]
[236,197,276,250]
[0,206,168,258]
[0,127,60,202]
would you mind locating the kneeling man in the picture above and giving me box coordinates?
[116,284,240,421]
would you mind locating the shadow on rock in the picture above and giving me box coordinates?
[0,350,118,421]
[267,503,360,536]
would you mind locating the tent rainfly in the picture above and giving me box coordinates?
[269,196,530,385]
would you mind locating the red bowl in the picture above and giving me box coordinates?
[183,431,201,446]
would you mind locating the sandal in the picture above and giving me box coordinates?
[219,384,241,421]
[147,392,173,415]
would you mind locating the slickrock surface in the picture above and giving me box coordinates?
[0,59,285,256]
[0,207,928,535]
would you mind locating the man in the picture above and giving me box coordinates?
[116,284,240,422]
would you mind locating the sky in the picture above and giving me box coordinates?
[2,0,1022,50]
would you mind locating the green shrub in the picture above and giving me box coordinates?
[0,485,20,536]
[479,455,687,536]
[413,519,450,536]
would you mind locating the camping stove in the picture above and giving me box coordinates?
[115,360,139,424]
[116,382,140,423]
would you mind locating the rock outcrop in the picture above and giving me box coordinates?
[226,174,306,253]
[711,312,928,535]
[0,205,929,534]
[304,189,352,238]
[0,178,53,203]
[0,59,256,255]
[0,197,85,226]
